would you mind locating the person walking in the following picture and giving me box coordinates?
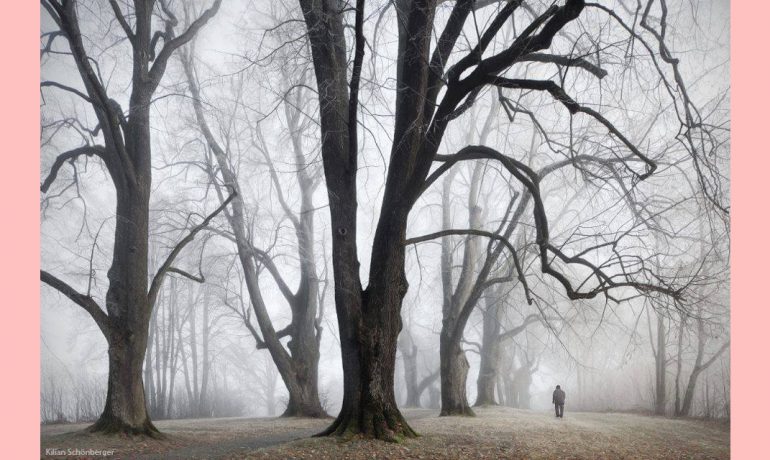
[552,385,566,418]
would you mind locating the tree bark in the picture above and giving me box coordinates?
[89,172,158,434]
[440,336,474,416]
[41,0,220,435]
[475,290,502,406]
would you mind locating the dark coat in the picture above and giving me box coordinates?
[552,388,566,405]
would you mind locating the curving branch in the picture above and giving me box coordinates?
[41,145,106,193]
[147,189,236,308]
[499,314,542,341]
[430,145,682,302]
[487,76,656,179]
[415,369,440,399]
[40,270,110,338]
[406,228,532,304]
[256,324,294,350]
[167,266,205,283]
[149,0,222,88]
[519,52,608,79]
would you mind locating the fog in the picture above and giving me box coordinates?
[40,0,729,437]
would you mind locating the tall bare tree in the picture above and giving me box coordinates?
[296,0,701,440]
[181,43,327,417]
[40,0,223,435]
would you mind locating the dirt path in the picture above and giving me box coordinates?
[40,408,728,459]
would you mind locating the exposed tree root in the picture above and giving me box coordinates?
[315,406,419,442]
[88,414,164,439]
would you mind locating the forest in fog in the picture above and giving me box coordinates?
[40,0,729,447]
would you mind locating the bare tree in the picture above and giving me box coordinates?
[181,39,328,417]
[295,0,706,440]
[40,0,223,435]
[675,308,729,417]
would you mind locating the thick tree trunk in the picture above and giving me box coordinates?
[321,301,416,439]
[90,190,158,436]
[319,216,417,440]
[43,0,219,437]
[440,337,474,416]
[512,364,534,409]
[91,327,157,436]
[283,205,326,418]
[283,303,325,418]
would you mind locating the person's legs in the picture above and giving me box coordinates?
[557,404,564,417]
[554,404,559,417]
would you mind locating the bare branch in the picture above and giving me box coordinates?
[406,228,532,304]
[167,266,205,283]
[519,52,608,79]
[108,0,134,42]
[40,270,110,338]
[488,77,656,180]
[147,188,236,308]
[256,324,294,350]
[40,80,92,104]
[149,0,222,88]
[499,314,542,341]
[41,145,106,193]
[431,145,682,302]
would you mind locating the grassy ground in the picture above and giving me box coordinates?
[40,407,729,459]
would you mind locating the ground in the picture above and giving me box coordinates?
[40,407,729,459]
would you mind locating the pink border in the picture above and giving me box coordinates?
[731,0,768,458]
[0,1,40,457]
[0,0,761,457]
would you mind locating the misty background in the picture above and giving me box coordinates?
[40,0,730,424]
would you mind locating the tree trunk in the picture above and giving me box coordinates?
[319,214,417,439]
[439,173,482,416]
[90,191,158,436]
[199,289,211,416]
[398,330,421,407]
[674,314,686,416]
[324,300,416,439]
[678,313,729,417]
[282,315,324,418]
[440,337,474,416]
[475,291,502,406]
[654,312,667,416]
[91,326,156,435]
